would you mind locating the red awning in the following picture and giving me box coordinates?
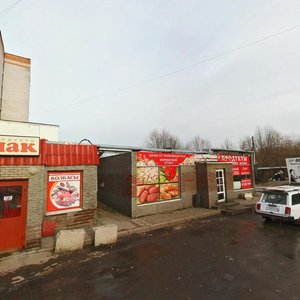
[0,139,99,166]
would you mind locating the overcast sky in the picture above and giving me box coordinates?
[1,0,300,148]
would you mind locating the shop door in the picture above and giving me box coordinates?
[0,181,28,251]
[216,169,226,203]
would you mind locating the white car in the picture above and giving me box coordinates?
[255,185,300,223]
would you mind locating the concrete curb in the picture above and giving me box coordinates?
[117,210,221,238]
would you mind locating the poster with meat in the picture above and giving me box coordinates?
[47,171,82,214]
[136,152,182,205]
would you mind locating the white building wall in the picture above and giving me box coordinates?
[1,53,30,122]
[0,33,4,110]
[0,120,59,141]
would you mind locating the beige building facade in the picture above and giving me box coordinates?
[0,31,59,141]
[1,53,31,122]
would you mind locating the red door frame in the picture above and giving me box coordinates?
[0,180,28,252]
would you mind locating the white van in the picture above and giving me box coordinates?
[255,185,300,223]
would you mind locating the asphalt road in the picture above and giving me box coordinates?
[2,211,300,300]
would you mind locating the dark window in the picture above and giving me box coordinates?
[261,193,287,205]
[0,186,22,219]
[292,194,300,205]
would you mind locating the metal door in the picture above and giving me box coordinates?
[0,180,28,251]
[216,169,226,203]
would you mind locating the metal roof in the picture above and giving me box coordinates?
[0,139,99,166]
[96,144,253,154]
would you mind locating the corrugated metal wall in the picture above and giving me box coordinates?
[0,139,99,166]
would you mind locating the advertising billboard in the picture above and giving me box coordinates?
[286,158,300,184]
[135,151,253,205]
[136,152,185,205]
[217,154,252,189]
[46,171,82,214]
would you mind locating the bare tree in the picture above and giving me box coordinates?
[254,127,283,167]
[221,138,235,150]
[185,135,211,151]
[240,126,300,182]
[239,136,253,151]
[144,129,182,149]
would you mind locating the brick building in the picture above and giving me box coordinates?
[0,32,100,253]
[98,148,254,218]
[0,139,99,252]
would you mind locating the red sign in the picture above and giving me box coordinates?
[232,166,240,176]
[47,171,82,214]
[137,152,192,166]
[217,154,250,165]
[241,178,252,189]
[240,165,251,175]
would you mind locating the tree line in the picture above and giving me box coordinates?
[144,129,211,151]
[144,127,300,181]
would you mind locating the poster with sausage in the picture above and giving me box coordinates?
[136,152,184,205]
[47,171,82,214]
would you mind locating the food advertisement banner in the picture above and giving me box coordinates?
[136,152,217,167]
[136,152,253,204]
[286,158,300,183]
[136,152,192,167]
[47,172,82,213]
[136,152,184,205]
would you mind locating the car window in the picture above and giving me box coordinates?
[261,193,287,205]
[292,193,300,205]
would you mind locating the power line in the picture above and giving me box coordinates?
[0,0,23,19]
[31,23,300,116]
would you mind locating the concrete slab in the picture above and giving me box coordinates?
[55,229,85,253]
[244,192,253,200]
[94,224,118,246]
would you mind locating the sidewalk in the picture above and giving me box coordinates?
[97,204,221,238]
[96,194,259,236]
